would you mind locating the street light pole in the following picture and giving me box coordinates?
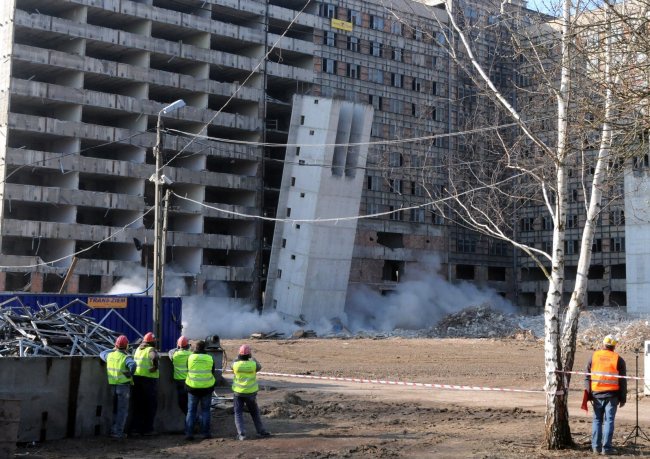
[152,99,185,343]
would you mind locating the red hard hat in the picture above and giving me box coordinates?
[177,336,189,348]
[239,344,251,356]
[115,335,129,349]
[143,332,156,343]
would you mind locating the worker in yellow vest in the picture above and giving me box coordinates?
[131,331,159,436]
[169,336,191,415]
[585,334,627,455]
[232,344,271,440]
[184,340,215,440]
[100,335,137,439]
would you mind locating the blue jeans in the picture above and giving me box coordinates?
[186,392,212,437]
[110,384,130,437]
[234,394,266,436]
[592,396,618,452]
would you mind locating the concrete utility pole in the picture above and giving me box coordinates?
[152,99,185,343]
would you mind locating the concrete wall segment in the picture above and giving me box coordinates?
[0,357,184,442]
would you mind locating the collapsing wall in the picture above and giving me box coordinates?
[0,357,183,442]
[263,96,373,323]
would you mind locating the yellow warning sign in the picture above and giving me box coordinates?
[331,18,353,31]
[87,297,128,309]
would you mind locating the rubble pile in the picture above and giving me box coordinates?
[577,309,650,352]
[250,331,285,339]
[0,300,119,357]
[434,305,522,338]
[339,305,649,346]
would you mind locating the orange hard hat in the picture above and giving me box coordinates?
[239,344,251,356]
[143,332,156,343]
[115,335,129,349]
[177,336,189,348]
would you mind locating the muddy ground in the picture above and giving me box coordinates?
[18,338,650,458]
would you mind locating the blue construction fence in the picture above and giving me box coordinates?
[0,294,182,351]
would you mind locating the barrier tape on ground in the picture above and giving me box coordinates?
[256,371,548,394]
[556,370,644,381]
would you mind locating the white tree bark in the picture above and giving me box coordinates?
[560,6,615,374]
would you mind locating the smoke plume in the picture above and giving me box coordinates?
[344,255,514,332]
[106,256,514,338]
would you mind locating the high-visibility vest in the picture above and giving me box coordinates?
[185,353,215,389]
[172,349,192,381]
[134,346,159,379]
[591,349,620,392]
[107,350,132,385]
[232,360,259,394]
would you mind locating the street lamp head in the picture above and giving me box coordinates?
[161,99,186,114]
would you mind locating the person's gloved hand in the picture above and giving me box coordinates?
[619,397,626,408]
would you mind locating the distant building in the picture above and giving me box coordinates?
[0,0,647,318]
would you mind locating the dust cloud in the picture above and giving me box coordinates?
[344,255,514,332]
[106,256,514,338]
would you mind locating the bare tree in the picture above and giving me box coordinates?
[398,0,650,449]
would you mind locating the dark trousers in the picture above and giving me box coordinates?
[234,394,266,436]
[131,376,158,434]
[175,379,188,415]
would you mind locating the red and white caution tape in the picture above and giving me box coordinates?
[257,371,546,394]
[556,370,644,381]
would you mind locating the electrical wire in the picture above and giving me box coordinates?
[169,167,534,224]
[167,118,545,149]
[0,129,155,187]
[157,0,313,172]
[0,207,154,270]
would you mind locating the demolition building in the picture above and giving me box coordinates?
[0,0,476,310]
[1,0,646,317]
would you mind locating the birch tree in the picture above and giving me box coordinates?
[407,0,649,448]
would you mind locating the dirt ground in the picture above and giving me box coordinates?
[18,338,650,458]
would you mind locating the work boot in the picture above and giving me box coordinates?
[258,431,271,438]
[237,434,246,441]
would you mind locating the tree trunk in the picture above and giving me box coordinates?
[544,387,573,449]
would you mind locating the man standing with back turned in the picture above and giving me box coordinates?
[169,335,191,415]
[132,331,160,436]
[232,344,271,440]
[100,335,137,439]
[585,334,627,455]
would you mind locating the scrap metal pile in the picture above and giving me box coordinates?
[0,297,119,357]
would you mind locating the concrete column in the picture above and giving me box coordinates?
[65,275,80,294]
[603,286,611,307]
[30,272,44,293]
[0,272,6,291]
[194,276,205,295]
[100,275,114,293]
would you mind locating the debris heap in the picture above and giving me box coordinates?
[434,305,522,339]
[0,300,119,357]
[577,309,650,352]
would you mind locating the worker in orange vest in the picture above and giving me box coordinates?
[585,334,627,455]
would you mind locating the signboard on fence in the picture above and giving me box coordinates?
[87,297,128,309]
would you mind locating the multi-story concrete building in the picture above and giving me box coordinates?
[0,0,479,309]
[1,0,645,319]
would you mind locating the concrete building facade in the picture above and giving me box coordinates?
[1,0,647,318]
